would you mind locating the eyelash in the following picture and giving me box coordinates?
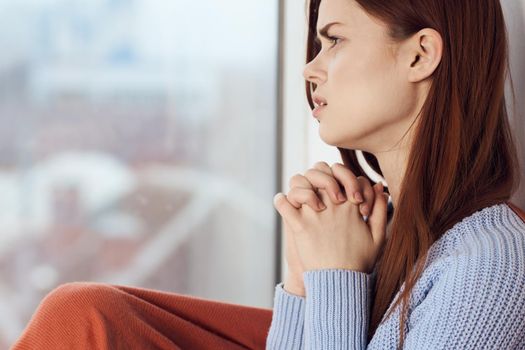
[327,36,341,47]
[314,36,341,51]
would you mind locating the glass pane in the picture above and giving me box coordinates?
[0,0,278,346]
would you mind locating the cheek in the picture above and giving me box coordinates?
[332,52,407,124]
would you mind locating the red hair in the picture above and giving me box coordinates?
[304,0,521,348]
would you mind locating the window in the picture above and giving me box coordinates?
[0,0,279,346]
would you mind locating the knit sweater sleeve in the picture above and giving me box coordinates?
[302,269,375,349]
[266,282,306,349]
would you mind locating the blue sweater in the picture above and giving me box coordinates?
[266,202,525,349]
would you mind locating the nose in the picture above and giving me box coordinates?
[302,58,326,85]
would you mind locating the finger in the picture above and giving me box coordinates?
[356,176,376,217]
[273,193,302,232]
[367,182,389,247]
[312,161,333,176]
[313,162,353,204]
[286,187,326,211]
[303,168,349,204]
[329,162,366,205]
[289,173,315,191]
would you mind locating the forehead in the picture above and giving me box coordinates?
[316,0,354,31]
[316,0,388,39]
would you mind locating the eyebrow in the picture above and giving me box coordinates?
[315,22,343,44]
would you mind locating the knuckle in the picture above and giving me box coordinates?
[333,163,357,182]
[290,173,303,181]
[289,173,304,187]
[357,175,371,185]
[303,169,319,183]
[313,161,327,167]
[363,183,374,195]
[357,177,374,195]
[355,175,368,186]
[305,168,328,185]
[286,187,296,197]
[331,162,347,172]
[313,161,331,171]
[304,168,315,177]
[286,188,301,202]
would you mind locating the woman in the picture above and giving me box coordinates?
[268,0,525,349]
[11,0,525,350]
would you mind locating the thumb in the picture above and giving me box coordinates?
[273,193,302,232]
[367,182,389,247]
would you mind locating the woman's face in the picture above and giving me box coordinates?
[304,0,425,153]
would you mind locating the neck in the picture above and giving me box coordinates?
[371,144,409,209]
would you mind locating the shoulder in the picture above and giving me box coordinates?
[427,203,525,261]
[435,203,525,298]
[406,212,525,336]
[457,202,525,260]
[416,202,525,306]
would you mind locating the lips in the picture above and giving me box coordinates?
[312,103,327,118]
[312,94,328,119]
[313,95,328,108]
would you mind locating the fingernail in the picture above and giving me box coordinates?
[318,202,327,210]
[337,193,347,202]
[354,192,364,203]
[360,204,368,216]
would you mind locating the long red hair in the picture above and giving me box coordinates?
[304,0,521,348]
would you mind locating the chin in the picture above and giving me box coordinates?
[319,129,349,148]
[319,127,362,149]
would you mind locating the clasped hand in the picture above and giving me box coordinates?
[273,161,389,274]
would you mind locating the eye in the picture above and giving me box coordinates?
[327,35,341,47]
[313,36,342,52]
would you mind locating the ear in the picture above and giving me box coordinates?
[406,28,443,83]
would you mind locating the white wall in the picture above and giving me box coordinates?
[502,0,525,208]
